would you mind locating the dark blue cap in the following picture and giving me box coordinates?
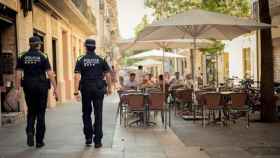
[85,39,96,47]
[29,36,42,45]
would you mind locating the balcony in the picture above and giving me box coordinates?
[71,0,96,26]
[47,0,96,35]
[270,0,280,17]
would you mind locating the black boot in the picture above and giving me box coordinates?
[36,142,45,148]
[94,143,102,148]
[85,138,92,146]
[27,134,34,147]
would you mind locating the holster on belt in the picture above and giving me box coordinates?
[21,75,50,89]
[80,79,107,95]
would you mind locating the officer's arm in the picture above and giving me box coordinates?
[105,72,112,90]
[43,54,57,90]
[15,54,23,90]
[74,73,81,94]
[15,70,22,90]
[47,70,57,90]
[74,56,82,94]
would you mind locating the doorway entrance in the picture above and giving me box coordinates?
[52,38,57,79]
[0,4,17,113]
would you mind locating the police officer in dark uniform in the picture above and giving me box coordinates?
[74,39,112,148]
[15,36,58,148]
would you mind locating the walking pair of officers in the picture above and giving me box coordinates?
[15,36,112,149]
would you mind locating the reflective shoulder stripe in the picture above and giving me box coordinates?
[40,52,48,59]
[18,51,27,58]
[77,55,85,61]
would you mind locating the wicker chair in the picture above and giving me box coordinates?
[117,90,141,125]
[193,90,207,122]
[202,93,223,127]
[148,92,166,126]
[124,93,146,127]
[227,93,250,127]
[174,89,193,116]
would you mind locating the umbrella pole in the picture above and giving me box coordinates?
[162,49,168,130]
[191,38,197,90]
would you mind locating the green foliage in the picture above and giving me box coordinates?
[145,0,251,20]
[134,15,149,37]
[200,39,225,55]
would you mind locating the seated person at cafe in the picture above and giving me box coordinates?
[197,73,203,88]
[169,72,185,90]
[140,74,155,88]
[157,74,164,85]
[148,73,156,84]
[123,73,138,90]
[156,74,169,91]
[136,65,144,84]
[185,74,193,89]
[164,72,172,84]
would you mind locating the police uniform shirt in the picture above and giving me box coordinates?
[16,49,51,80]
[74,52,110,80]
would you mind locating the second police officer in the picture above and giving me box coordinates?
[15,36,58,148]
[74,39,112,148]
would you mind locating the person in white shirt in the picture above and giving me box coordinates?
[185,74,193,89]
[169,72,185,90]
[136,65,144,84]
[123,73,138,90]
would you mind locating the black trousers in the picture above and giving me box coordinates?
[23,82,48,143]
[81,85,104,143]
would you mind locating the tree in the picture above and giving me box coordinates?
[145,0,251,20]
[134,15,149,37]
[259,0,277,122]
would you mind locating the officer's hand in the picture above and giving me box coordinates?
[15,89,21,101]
[107,87,113,96]
[53,88,59,101]
[75,92,81,101]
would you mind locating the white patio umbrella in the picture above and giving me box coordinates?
[118,38,211,52]
[137,9,272,88]
[128,49,186,59]
[134,59,162,67]
[123,66,138,70]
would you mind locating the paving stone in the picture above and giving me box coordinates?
[0,94,228,158]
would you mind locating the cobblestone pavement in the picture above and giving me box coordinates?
[0,94,210,158]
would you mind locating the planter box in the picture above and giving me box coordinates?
[2,112,25,126]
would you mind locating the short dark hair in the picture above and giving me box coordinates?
[130,73,136,77]
[138,65,143,70]
[159,74,163,80]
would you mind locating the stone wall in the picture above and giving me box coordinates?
[273,38,280,82]
[15,2,93,107]
[272,8,280,82]
[0,0,18,11]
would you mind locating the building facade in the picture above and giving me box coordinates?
[0,0,97,126]
[270,0,280,82]
[92,0,120,66]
